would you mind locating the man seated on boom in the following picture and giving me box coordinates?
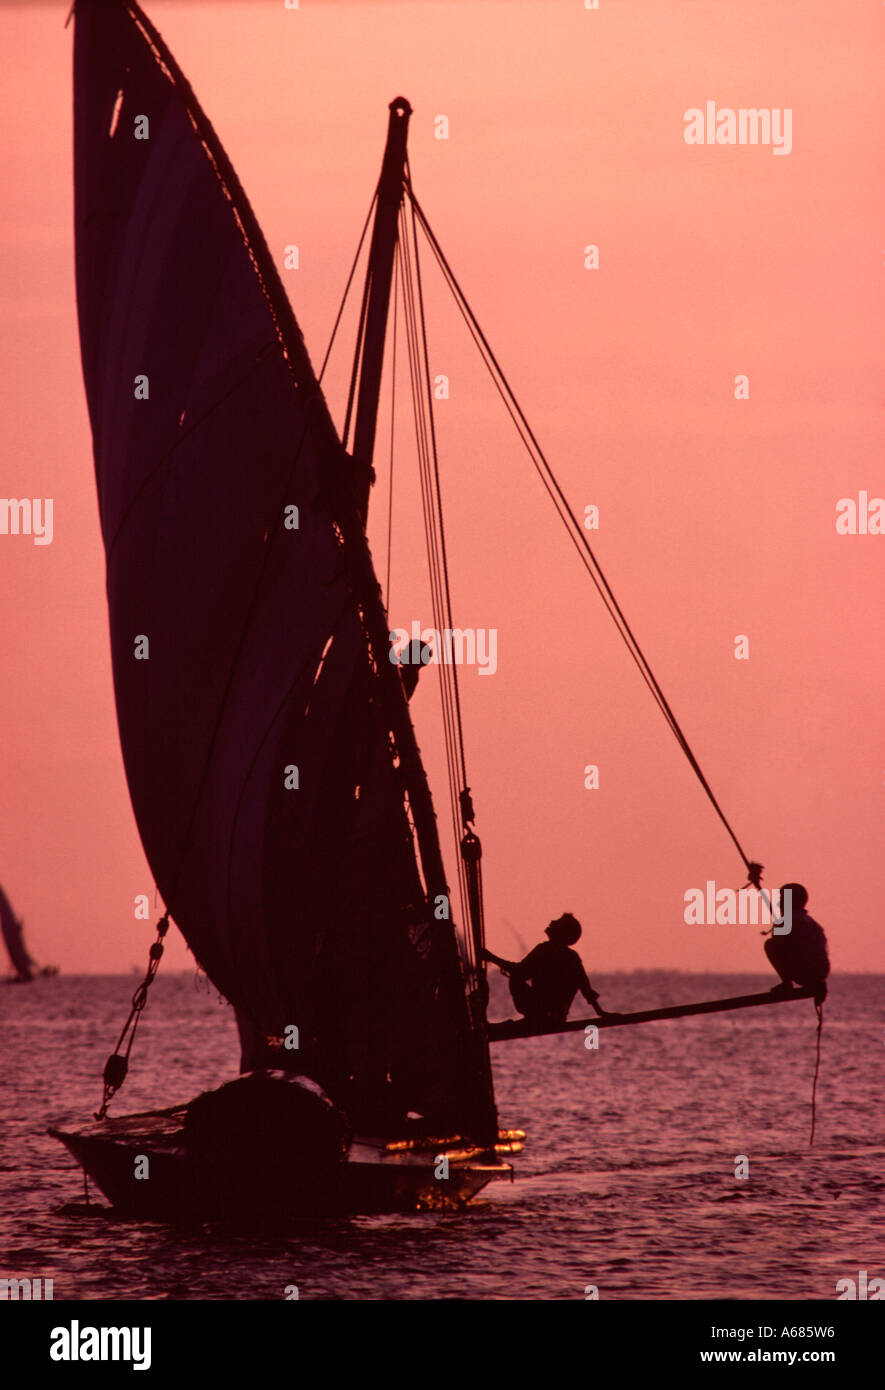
[764,882,830,1005]
[482,913,611,1028]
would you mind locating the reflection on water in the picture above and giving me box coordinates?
[1,972,882,1300]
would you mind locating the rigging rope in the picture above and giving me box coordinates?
[385,248,398,610]
[405,173,469,791]
[95,914,169,1119]
[396,198,477,968]
[342,192,379,451]
[809,1000,824,1146]
[322,190,378,391]
[401,189,830,1137]
[405,185,756,880]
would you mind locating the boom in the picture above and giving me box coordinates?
[487,986,816,1042]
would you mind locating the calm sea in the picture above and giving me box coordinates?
[1,971,882,1301]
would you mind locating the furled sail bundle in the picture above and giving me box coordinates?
[73,0,496,1144]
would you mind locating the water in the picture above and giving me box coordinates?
[1,972,882,1301]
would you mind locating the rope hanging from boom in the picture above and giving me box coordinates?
[809,1001,824,1146]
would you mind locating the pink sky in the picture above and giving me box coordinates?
[1,0,883,976]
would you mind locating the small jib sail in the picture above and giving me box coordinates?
[1,883,36,982]
[73,1,497,1145]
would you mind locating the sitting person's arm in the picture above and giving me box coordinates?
[578,969,612,1017]
[484,944,543,981]
[481,947,517,975]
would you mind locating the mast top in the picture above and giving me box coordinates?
[349,93,413,510]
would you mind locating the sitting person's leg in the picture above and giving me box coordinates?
[509,975,536,1018]
[764,935,794,987]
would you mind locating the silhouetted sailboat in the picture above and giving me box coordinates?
[1,884,58,984]
[52,0,815,1219]
[53,0,514,1218]
[1,884,35,982]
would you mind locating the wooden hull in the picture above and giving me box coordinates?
[50,1109,512,1220]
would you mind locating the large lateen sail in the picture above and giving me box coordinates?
[1,884,35,981]
[73,0,496,1142]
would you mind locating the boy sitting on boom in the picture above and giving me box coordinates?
[482,913,612,1028]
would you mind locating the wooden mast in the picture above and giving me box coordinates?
[344,94,450,930]
[351,96,411,521]
[340,99,499,1146]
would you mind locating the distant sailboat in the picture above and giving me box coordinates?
[53,0,815,1219]
[1,884,57,984]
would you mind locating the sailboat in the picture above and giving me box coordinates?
[52,1,815,1219]
[1,884,58,984]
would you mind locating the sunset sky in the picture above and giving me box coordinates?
[1,0,883,978]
